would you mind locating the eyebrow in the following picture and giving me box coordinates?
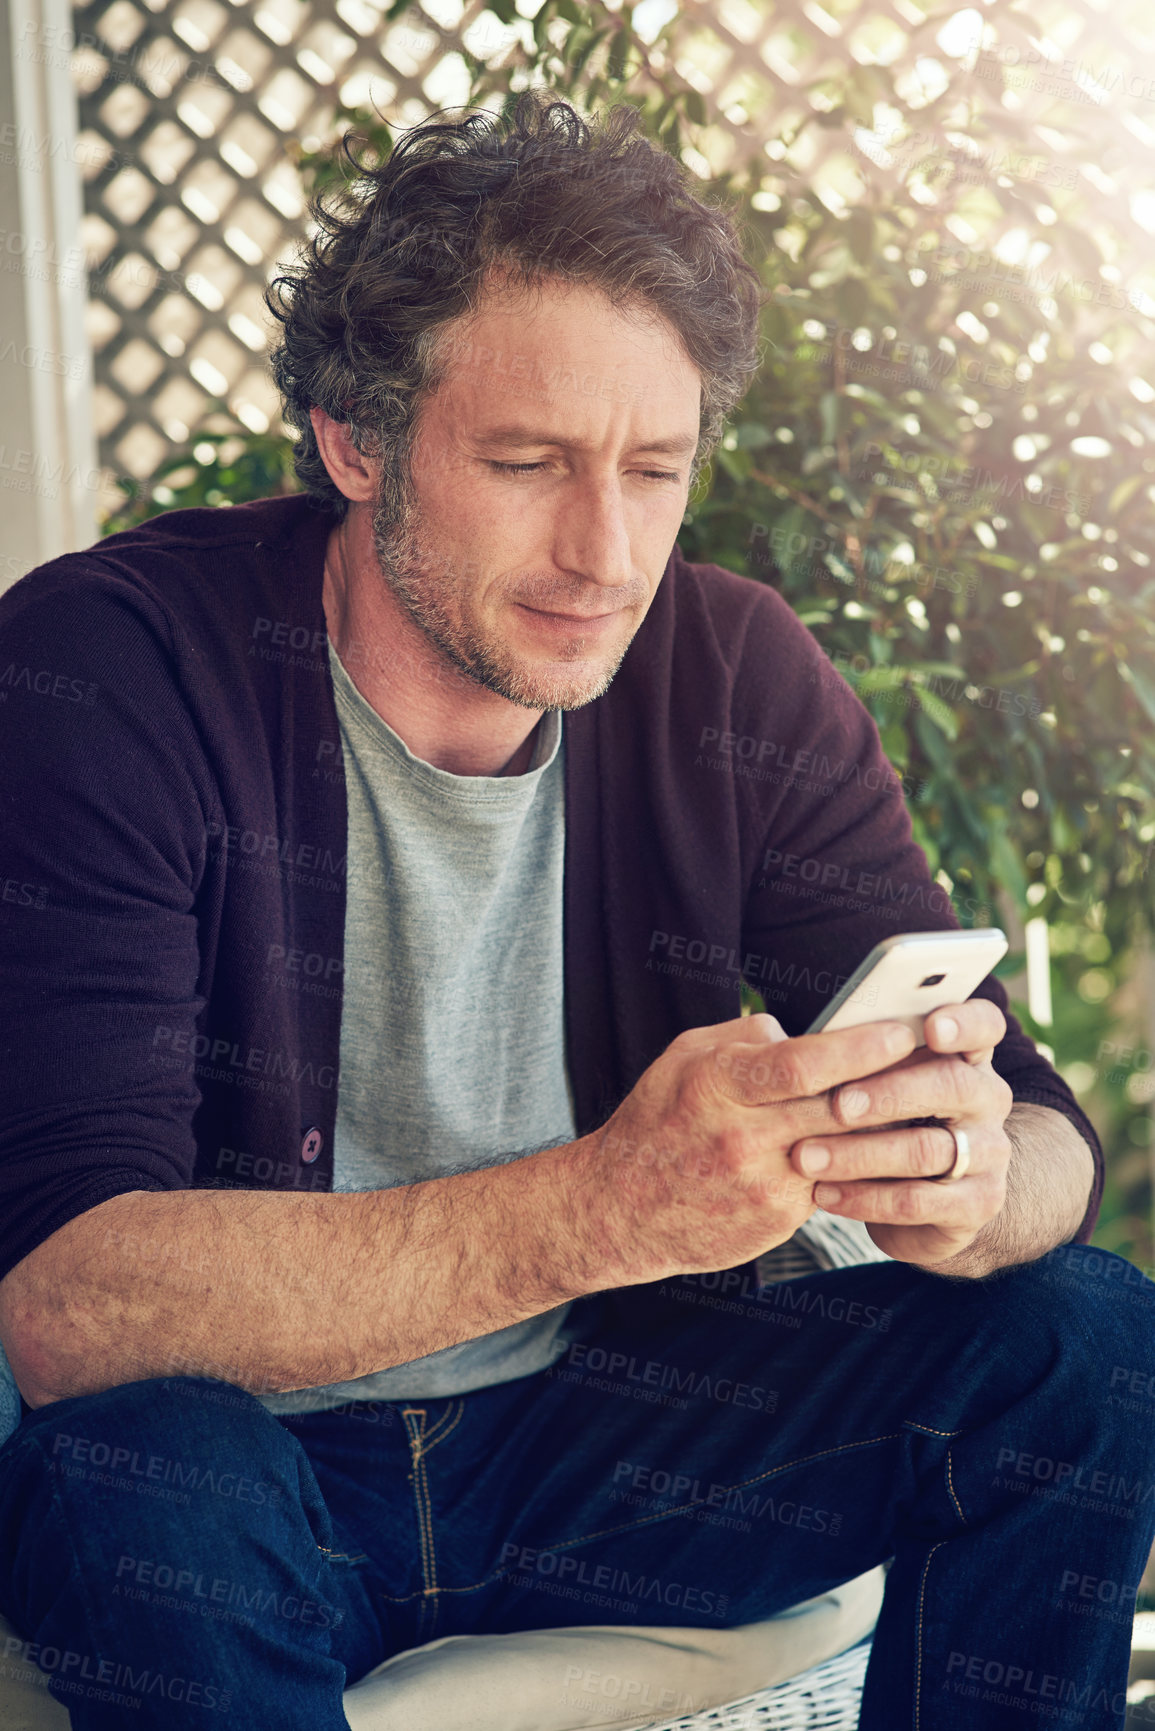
[471,426,699,458]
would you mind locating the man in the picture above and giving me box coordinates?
[0,93,1149,1730]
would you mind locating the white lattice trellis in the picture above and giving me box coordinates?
[58,0,1155,521]
[66,0,494,511]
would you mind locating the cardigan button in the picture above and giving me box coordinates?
[300,1127,323,1163]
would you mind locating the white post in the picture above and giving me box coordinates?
[0,0,98,589]
[1025,915,1054,1064]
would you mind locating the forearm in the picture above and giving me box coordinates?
[930,1103,1097,1281]
[0,1139,603,1407]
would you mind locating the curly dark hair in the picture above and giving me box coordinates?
[266,92,764,521]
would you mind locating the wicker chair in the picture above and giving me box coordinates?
[642,1640,871,1731]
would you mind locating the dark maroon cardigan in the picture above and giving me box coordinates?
[0,494,1102,1282]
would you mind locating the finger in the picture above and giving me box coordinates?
[807,1166,1005,1228]
[746,1012,789,1044]
[824,1051,1012,1133]
[924,999,1005,1067]
[791,1119,993,1184]
[675,1011,788,1055]
[713,1020,917,1106]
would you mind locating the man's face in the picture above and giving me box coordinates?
[370,277,702,711]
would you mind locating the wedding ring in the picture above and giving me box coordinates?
[934,1125,971,1184]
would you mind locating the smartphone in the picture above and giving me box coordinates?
[806,928,1009,1043]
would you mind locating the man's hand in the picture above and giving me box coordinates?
[584,1012,921,1284]
[787,999,1014,1271]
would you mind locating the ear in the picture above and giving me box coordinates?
[309,408,378,503]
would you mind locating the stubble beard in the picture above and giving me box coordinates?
[370,486,637,713]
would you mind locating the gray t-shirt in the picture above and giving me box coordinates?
[258,641,577,1415]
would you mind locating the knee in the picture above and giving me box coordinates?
[25,1374,276,1450]
[11,1377,303,1513]
[1006,1244,1155,1412]
[0,1381,332,1644]
[1019,1241,1155,1328]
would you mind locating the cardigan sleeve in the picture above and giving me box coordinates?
[733,587,1104,1246]
[0,569,214,1281]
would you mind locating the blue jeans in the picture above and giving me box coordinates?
[1,1241,1153,1729]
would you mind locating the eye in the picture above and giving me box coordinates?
[488,461,546,474]
[640,470,681,483]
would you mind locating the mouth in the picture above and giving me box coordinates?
[516,604,622,627]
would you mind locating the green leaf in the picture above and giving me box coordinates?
[853,665,911,692]
[908,685,960,739]
[989,827,1029,908]
[819,391,841,445]
[915,710,956,769]
[1125,666,1155,728]
[685,89,707,126]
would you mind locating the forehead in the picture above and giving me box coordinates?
[430,275,702,429]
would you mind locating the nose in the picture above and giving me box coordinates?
[550,475,635,594]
